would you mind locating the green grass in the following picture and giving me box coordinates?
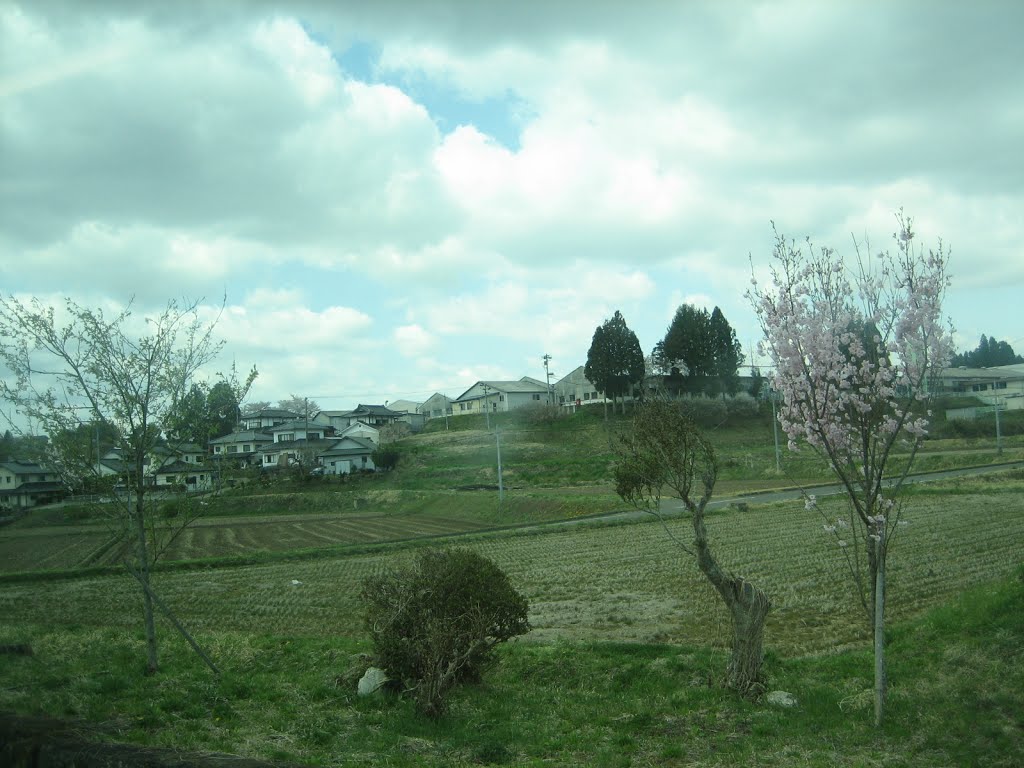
[2,567,1021,766]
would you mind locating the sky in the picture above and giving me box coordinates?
[2,0,1022,413]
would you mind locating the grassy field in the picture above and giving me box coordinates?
[1,472,1022,765]
[1,409,1022,765]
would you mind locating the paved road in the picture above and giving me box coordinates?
[650,460,1024,517]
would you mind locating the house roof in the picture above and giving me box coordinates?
[209,430,273,445]
[0,460,52,475]
[268,420,333,433]
[0,480,64,496]
[242,408,302,420]
[345,404,403,417]
[260,438,340,453]
[154,460,204,475]
[319,437,376,456]
[385,399,421,414]
[150,442,205,456]
[939,366,1024,381]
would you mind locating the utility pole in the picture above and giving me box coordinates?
[543,354,554,405]
[482,384,491,431]
[496,428,504,505]
[995,397,1003,455]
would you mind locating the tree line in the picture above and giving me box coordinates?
[584,303,746,414]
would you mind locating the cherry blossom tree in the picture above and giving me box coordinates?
[749,211,953,725]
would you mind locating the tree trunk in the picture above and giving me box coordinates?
[691,503,770,694]
[726,579,771,693]
[132,485,159,674]
[873,529,887,728]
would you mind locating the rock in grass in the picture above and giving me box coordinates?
[358,667,390,696]
[765,690,798,708]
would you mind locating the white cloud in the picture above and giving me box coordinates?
[394,324,436,357]
[2,1,1021,410]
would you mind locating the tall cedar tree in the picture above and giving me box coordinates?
[655,304,744,397]
[708,307,745,398]
[659,304,713,395]
[585,311,646,416]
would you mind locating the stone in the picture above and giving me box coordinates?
[357,667,390,696]
[765,690,798,708]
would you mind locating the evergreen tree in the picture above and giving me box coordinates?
[585,311,646,415]
[708,306,745,398]
[660,303,713,395]
[950,335,1024,367]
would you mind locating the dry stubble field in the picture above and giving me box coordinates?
[2,475,1022,657]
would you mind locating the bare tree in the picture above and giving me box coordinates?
[0,295,252,674]
[614,398,771,694]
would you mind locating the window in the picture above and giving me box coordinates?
[584,392,591,400]
[592,391,599,399]
[228,445,238,454]
[279,433,294,442]
[995,382,1007,390]
[243,444,251,452]
[309,432,321,440]
[499,394,505,401]
[532,394,541,400]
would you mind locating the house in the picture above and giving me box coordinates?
[209,430,274,463]
[147,443,206,469]
[553,366,604,408]
[420,392,454,420]
[452,378,549,415]
[329,404,405,428]
[385,400,427,432]
[239,408,301,431]
[268,420,334,443]
[0,461,65,509]
[339,422,380,445]
[259,437,338,471]
[936,364,1024,414]
[318,437,377,475]
[99,442,207,482]
[153,461,215,492]
[386,399,422,415]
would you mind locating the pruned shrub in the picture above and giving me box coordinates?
[360,548,530,717]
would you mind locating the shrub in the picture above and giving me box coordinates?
[371,445,401,471]
[360,548,530,717]
[677,397,728,427]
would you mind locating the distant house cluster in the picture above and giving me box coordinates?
[8,363,1019,511]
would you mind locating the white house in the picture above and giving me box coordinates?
[339,422,380,445]
[153,461,215,492]
[239,408,301,431]
[318,437,377,475]
[452,378,549,415]
[209,430,274,462]
[0,461,65,509]
[553,366,604,408]
[420,392,454,420]
[937,364,1024,413]
[268,420,334,443]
